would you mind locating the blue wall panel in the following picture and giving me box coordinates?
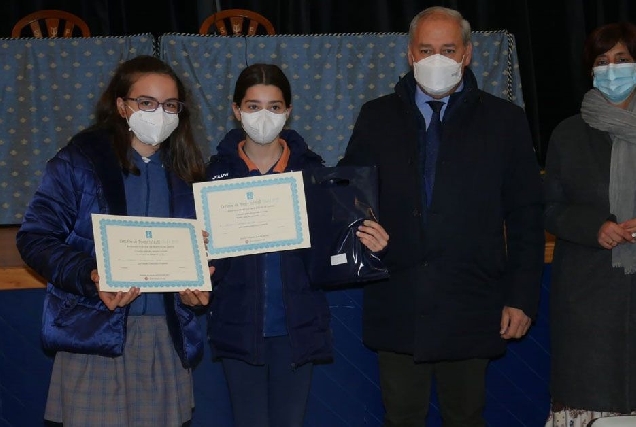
[0,270,551,426]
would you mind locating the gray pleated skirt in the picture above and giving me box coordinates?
[45,315,194,427]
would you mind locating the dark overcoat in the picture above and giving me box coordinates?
[339,69,545,361]
[545,114,636,412]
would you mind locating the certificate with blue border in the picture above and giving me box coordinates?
[193,171,311,259]
[91,214,212,292]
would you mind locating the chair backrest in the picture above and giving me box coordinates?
[199,9,275,36]
[11,9,90,38]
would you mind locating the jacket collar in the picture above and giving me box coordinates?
[214,128,323,171]
[71,129,127,215]
[237,139,291,173]
[396,67,481,121]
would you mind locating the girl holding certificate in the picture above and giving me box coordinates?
[16,55,208,427]
[206,63,389,427]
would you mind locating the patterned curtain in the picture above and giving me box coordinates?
[0,31,521,224]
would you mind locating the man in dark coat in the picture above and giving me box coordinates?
[338,6,545,426]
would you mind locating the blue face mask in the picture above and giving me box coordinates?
[593,62,636,104]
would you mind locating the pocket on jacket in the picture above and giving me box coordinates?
[42,284,125,356]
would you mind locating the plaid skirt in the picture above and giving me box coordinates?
[45,315,194,427]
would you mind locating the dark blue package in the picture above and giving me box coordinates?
[302,165,389,289]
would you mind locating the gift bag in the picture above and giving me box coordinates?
[303,165,389,289]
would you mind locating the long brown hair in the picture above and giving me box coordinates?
[91,55,204,183]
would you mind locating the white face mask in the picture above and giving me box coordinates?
[240,109,288,145]
[127,108,179,146]
[412,54,464,96]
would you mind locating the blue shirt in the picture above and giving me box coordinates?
[125,149,169,316]
[238,140,290,337]
[413,80,464,213]
[414,80,464,127]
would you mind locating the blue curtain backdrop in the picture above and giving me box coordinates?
[160,31,522,164]
[4,1,636,167]
[0,34,155,224]
[0,31,522,225]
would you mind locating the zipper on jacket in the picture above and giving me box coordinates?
[141,160,151,314]
[143,160,151,216]
[174,293,190,367]
[280,254,299,369]
[253,255,263,365]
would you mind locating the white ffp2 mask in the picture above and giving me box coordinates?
[127,108,179,146]
[413,54,464,96]
[240,109,288,145]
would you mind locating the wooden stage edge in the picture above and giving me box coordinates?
[0,225,556,291]
[0,266,46,289]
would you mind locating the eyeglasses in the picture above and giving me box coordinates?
[123,96,184,114]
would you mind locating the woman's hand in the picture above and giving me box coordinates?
[179,289,210,306]
[356,220,389,253]
[619,218,636,245]
[179,266,215,307]
[92,269,141,311]
[598,220,634,249]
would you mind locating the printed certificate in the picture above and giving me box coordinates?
[193,171,311,259]
[92,214,212,292]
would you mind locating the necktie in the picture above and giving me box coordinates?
[424,100,444,207]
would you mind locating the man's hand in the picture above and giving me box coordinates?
[356,220,390,253]
[500,306,531,339]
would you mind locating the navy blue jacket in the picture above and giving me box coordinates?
[16,129,205,367]
[206,129,332,366]
[339,69,545,361]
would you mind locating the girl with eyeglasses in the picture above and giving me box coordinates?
[17,55,208,427]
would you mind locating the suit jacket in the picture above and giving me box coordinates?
[339,69,544,361]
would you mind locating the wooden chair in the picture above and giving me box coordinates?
[199,9,275,36]
[11,9,91,38]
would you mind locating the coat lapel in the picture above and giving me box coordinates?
[74,131,126,215]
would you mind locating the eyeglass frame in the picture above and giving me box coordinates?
[122,96,185,114]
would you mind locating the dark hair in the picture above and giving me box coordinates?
[91,55,204,183]
[232,63,292,106]
[583,22,636,73]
